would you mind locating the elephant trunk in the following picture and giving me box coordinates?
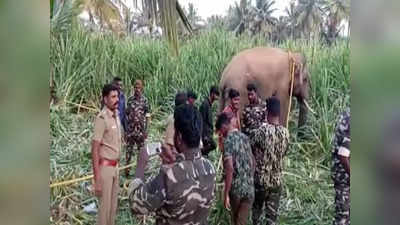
[297,97,308,138]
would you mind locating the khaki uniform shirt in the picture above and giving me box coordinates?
[92,107,122,160]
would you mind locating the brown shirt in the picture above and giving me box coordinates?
[92,107,122,160]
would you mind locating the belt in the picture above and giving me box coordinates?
[99,158,119,167]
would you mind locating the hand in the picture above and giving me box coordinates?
[143,133,148,140]
[94,178,102,197]
[224,194,231,211]
[159,144,176,164]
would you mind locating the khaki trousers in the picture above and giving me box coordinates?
[97,165,119,225]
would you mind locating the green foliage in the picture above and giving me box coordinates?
[50,28,350,225]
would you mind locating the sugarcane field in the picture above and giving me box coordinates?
[50,0,350,225]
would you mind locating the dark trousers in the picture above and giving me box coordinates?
[125,140,144,176]
[230,194,254,225]
[252,183,282,225]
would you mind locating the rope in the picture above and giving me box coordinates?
[49,163,135,188]
[286,51,296,128]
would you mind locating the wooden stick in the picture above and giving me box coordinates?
[50,163,135,188]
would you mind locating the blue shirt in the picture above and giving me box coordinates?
[118,92,126,131]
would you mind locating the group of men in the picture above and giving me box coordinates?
[215,84,289,225]
[91,77,350,225]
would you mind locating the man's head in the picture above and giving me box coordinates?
[266,96,280,124]
[216,112,235,137]
[228,89,240,110]
[246,83,258,104]
[187,90,197,106]
[175,92,188,108]
[134,79,143,96]
[112,77,123,92]
[174,104,202,153]
[209,86,220,103]
[102,84,119,111]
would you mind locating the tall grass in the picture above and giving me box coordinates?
[50,28,350,225]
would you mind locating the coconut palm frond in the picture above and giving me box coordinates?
[51,0,83,35]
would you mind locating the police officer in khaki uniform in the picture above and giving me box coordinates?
[91,84,122,225]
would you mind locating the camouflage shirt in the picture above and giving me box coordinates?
[128,151,216,225]
[223,130,255,200]
[331,108,350,186]
[126,94,150,143]
[250,123,289,188]
[241,100,266,137]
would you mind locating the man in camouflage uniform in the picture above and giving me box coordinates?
[128,104,216,225]
[125,80,151,177]
[249,97,289,225]
[216,112,255,225]
[331,108,350,225]
[241,83,266,137]
[199,86,220,157]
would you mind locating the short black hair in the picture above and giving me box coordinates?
[187,90,197,100]
[210,86,220,96]
[102,84,119,98]
[174,104,202,148]
[228,89,240,99]
[215,112,231,131]
[266,96,280,117]
[246,83,257,92]
[175,92,188,107]
[113,77,122,82]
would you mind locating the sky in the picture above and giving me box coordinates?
[179,0,292,19]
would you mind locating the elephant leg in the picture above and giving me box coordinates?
[277,94,289,127]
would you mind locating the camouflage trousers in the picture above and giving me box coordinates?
[333,183,350,225]
[126,139,145,155]
[252,183,282,225]
[125,140,145,176]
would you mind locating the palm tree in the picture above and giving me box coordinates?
[186,3,202,29]
[247,0,277,37]
[50,0,126,35]
[321,0,350,44]
[284,0,300,39]
[296,0,325,40]
[225,0,252,36]
[272,16,289,43]
[136,0,192,55]
[51,0,192,55]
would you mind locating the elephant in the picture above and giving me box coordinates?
[218,47,311,135]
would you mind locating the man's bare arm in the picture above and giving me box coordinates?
[223,157,233,197]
